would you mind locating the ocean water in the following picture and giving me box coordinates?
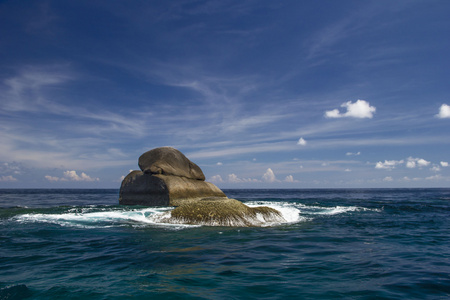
[0,189,449,299]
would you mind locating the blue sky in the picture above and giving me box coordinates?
[1,0,449,188]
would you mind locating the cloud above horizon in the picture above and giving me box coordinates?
[45,170,99,182]
[297,138,307,146]
[436,104,450,118]
[406,157,431,169]
[0,175,18,182]
[375,160,404,170]
[262,168,278,183]
[325,100,376,119]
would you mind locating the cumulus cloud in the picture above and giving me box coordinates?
[228,174,240,183]
[45,170,99,182]
[209,175,223,183]
[284,175,298,183]
[297,138,307,146]
[375,160,404,169]
[431,165,441,172]
[436,104,450,118]
[406,157,430,168]
[262,168,278,183]
[426,174,442,181]
[63,170,99,181]
[44,175,60,182]
[227,174,259,183]
[325,100,376,119]
[383,176,393,182]
[441,161,449,167]
[0,175,17,182]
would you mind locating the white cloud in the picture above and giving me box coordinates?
[0,175,17,182]
[383,176,393,182]
[426,174,442,181]
[436,104,450,118]
[441,161,449,167]
[284,175,297,182]
[431,165,440,172]
[209,175,223,183]
[375,160,404,169]
[344,168,352,172]
[406,157,431,168]
[325,109,341,118]
[44,175,60,182]
[346,151,361,156]
[325,100,376,119]
[262,168,278,183]
[216,162,223,166]
[63,170,99,182]
[227,173,259,183]
[228,174,241,183]
[45,170,99,182]
[297,137,307,146]
[406,160,415,168]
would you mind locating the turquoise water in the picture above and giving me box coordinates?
[1,189,449,299]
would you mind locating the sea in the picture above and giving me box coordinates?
[0,189,449,299]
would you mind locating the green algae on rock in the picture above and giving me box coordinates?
[167,198,285,227]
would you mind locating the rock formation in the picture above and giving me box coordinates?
[119,147,284,226]
[120,147,226,206]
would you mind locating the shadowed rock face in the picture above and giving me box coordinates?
[120,147,283,226]
[119,170,226,206]
[138,147,205,181]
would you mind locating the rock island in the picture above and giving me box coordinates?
[119,147,284,226]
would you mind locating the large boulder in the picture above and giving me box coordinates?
[138,147,205,181]
[119,170,226,206]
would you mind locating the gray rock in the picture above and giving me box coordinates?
[119,171,226,206]
[138,147,205,181]
[166,197,285,226]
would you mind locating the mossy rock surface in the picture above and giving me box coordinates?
[168,198,285,227]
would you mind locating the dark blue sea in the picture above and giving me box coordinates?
[1,189,449,299]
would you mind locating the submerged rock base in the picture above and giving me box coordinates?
[164,198,285,227]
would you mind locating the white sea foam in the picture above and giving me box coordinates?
[14,207,196,229]
[13,201,379,228]
[245,201,304,225]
